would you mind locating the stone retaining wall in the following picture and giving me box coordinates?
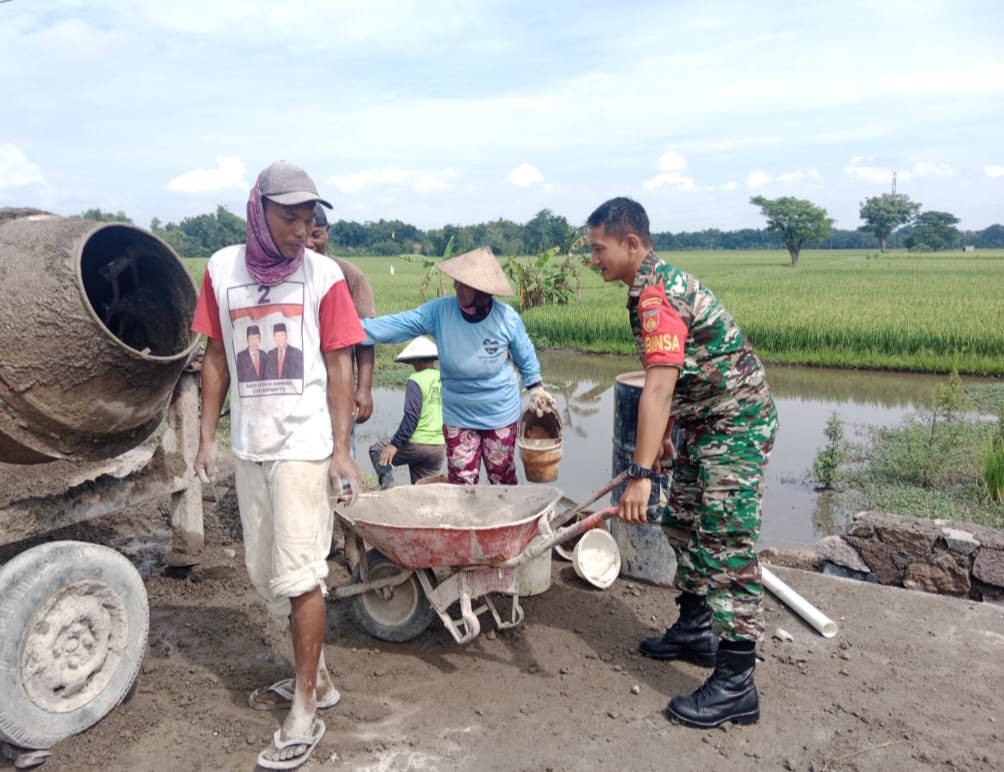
[760,511,1004,604]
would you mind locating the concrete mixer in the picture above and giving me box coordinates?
[0,209,204,761]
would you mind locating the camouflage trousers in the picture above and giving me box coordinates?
[659,398,778,643]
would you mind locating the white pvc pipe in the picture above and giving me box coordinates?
[762,566,838,638]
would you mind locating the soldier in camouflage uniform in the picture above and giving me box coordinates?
[586,197,778,729]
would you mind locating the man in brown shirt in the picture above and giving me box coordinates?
[309,203,375,568]
[308,202,375,430]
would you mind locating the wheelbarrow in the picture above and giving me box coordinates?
[331,475,626,645]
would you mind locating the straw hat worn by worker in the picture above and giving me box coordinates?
[394,334,440,362]
[436,246,515,298]
[360,247,557,486]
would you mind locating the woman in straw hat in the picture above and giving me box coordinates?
[362,247,556,485]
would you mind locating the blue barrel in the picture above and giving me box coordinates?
[608,371,678,587]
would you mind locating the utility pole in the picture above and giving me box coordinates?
[891,171,897,195]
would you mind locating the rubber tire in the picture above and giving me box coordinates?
[0,541,149,750]
[351,549,436,643]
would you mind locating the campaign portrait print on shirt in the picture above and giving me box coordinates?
[227,282,305,398]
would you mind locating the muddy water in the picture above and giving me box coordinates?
[355,352,994,550]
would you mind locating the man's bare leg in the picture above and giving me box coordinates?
[317,650,338,703]
[261,587,323,764]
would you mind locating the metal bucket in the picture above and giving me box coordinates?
[609,371,677,587]
[0,211,200,463]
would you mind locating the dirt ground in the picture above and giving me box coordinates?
[2,457,1003,772]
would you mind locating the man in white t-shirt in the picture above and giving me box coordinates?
[192,160,364,769]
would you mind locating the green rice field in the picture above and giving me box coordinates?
[184,248,1004,376]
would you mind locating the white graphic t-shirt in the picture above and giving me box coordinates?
[192,245,364,461]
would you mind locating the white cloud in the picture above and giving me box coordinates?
[776,168,820,183]
[504,163,544,188]
[168,156,246,193]
[721,181,738,191]
[643,172,696,191]
[984,166,1004,178]
[655,151,687,172]
[0,143,46,188]
[746,170,770,188]
[843,158,911,185]
[414,170,458,193]
[643,151,695,190]
[913,162,955,177]
[331,168,456,194]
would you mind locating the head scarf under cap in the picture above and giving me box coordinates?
[244,173,304,287]
[437,247,514,297]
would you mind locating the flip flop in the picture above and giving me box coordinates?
[256,718,325,770]
[1,743,51,770]
[249,678,341,711]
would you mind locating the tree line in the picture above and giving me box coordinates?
[80,195,1004,260]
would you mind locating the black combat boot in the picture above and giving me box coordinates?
[665,638,759,729]
[638,592,719,667]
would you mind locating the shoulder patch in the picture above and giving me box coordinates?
[637,284,687,369]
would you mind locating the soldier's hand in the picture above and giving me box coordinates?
[617,478,651,525]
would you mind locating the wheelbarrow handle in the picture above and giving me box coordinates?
[555,506,619,544]
[549,472,627,531]
[514,506,619,565]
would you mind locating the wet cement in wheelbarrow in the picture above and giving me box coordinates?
[3,454,1003,772]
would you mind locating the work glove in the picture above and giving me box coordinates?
[527,385,557,417]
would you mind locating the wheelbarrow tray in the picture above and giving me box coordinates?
[335,484,563,569]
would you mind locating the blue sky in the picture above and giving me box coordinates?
[2,0,1002,233]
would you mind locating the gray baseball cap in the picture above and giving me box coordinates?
[259,161,332,208]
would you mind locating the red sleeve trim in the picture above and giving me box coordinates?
[319,279,366,351]
[191,270,224,340]
[639,284,687,368]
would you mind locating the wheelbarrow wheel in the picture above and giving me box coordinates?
[351,550,436,643]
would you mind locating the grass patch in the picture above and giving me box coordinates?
[353,249,1004,375]
[184,247,1004,375]
[829,377,1004,528]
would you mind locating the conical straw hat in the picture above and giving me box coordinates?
[436,247,514,297]
[394,335,439,362]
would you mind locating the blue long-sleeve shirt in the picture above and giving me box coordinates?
[362,297,542,430]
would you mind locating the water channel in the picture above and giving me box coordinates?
[353,352,994,550]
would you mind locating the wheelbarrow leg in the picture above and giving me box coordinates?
[457,584,482,643]
[417,568,525,645]
[485,593,524,631]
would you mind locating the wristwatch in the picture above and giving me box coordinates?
[625,461,657,480]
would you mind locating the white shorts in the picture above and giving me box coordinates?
[233,457,335,619]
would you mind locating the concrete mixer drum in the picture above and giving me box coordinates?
[0,209,200,464]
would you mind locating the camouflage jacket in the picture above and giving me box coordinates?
[627,252,771,425]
